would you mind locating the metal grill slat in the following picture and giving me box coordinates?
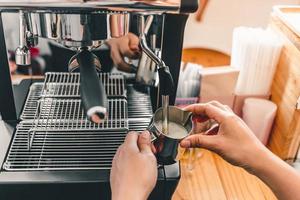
[30,98,128,131]
[4,122,127,171]
[20,83,43,120]
[41,72,126,98]
[4,83,153,171]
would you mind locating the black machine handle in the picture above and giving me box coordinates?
[77,49,108,124]
[158,66,174,96]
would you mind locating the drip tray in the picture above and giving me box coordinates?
[4,122,127,171]
[28,98,128,130]
[42,72,126,98]
[4,82,153,171]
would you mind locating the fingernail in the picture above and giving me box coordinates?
[180,140,191,148]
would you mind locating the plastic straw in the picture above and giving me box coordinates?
[231,27,283,96]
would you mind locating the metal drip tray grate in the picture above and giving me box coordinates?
[129,119,151,132]
[31,98,128,130]
[4,123,127,171]
[127,85,153,119]
[21,83,43,120]
[4,83,153,171]
[42,72,126,98]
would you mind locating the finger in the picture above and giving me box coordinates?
[137,131,153,154]
[116,60,132,73]
[119,42,136,58]
[184,103,227,123]
[120,44,140,59]
[112,145,122,166]
[115,146,122,158]
[110,45,123,65]
[192,115,209,123]
[180,134,218,151]
[124,132,139,153]
[208,101,227,111]
[123,49,140,59]
[208,101,234,114]
[151,143,157,154]
[110,49,132,72]
[119,34,140,58]
[205,124,219,135]
[128,33,140,50]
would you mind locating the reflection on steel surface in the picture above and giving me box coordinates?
[0,0,181,13]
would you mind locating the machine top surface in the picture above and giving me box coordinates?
[0,0,188,13]
[0,0,198,13]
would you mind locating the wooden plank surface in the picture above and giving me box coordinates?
[267,15,300,162]
[173,150,276,200]
[213,154,277,200]
[273,6,300,38]
[182,48,230,67]
[173,149,227,200]
[11,75,44,85]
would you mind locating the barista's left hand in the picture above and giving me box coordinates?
[106,33,140,73]
[110,131,157,200]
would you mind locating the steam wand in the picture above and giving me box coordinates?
[138,15,174,134]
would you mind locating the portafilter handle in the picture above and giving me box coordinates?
[76,49,108,124]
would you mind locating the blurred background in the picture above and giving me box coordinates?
[184,0,299,54]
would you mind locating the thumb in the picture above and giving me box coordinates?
[180,134,218,151]
[138,131,153,154]
[129,44,140,53]
[128,34,140,51]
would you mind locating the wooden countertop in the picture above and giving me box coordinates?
[173,149,277,200]
[11,75,44,84]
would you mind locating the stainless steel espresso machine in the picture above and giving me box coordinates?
[0,1,197,199]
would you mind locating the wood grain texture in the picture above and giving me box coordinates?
[267,15,300,162]
[273,6,300,38]
[173,150,276,200]
[173,149,227,200]
[182,48,230,67]
[11,75,44,84]
[213,154,277,200]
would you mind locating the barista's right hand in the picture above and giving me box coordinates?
[106,32,140,73]
[180,101,268,172]
[181,102,300,200]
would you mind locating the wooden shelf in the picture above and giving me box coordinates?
[267,12,300,162]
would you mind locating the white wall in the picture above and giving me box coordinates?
[183,0,300,55]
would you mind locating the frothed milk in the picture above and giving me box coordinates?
[156,121,188,139]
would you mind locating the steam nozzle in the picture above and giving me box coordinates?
[158,66,174,96]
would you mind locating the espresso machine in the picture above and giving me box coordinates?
[0,1,198,199]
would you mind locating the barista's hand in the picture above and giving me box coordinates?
[106,33,140,73]
[180,101,268,171]
[180,101,300,200]
[110,131,157,200]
